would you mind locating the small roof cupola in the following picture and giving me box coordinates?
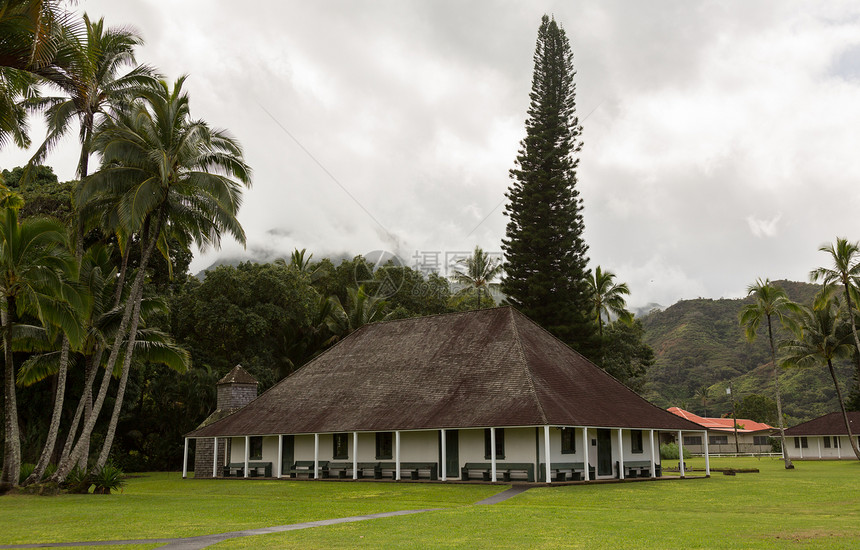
[216,364,258,411]
[195,364,258,430]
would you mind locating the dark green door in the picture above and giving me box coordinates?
[597,429,612,476]
[281,435,294,476]
[444,430,459,478]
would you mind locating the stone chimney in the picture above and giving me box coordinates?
[192,365,258,478]
[216,364,258,411]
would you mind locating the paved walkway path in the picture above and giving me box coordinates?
[0,486,529,550]
[473,485,531,505]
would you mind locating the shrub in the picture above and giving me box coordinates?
[18,463,35,485]
[92,463,126,495]
[660,443,691,460]
[769,436,782,453]
[63,467,92,494]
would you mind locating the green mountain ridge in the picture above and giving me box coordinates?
[639,280,854,425]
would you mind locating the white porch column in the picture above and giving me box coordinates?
[490,428,497,482]
[213,437,218,478]
[183,438,189,478]
[352,432,358,480]
[703,430,710,476]
[617,429,625,480]
[582,427,589,481]
[799,437,804,459]
[837,437,841,459]
[244,436,250,478]
[277,435,283,478]
[314,433,320,479]
[817,437,822,459]
[677,431,685,478]
[395,431,401,481]
[441,429,447,481]
[544,425,552,484]
[649,430,656,477]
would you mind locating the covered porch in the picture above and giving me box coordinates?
[184,425,710,482]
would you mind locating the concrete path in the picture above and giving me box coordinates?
[473,485,531,505]
[0,486,529,550]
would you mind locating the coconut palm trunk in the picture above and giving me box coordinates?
[58,353,98,467]
[1,301,22,490]
[23,337,70,484]
[841,286,860,395]
[94,264,149,470]
[826,357,860,460]
[766,316,792,468]
[53,216,162,481]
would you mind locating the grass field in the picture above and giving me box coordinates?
[1,457,858,549]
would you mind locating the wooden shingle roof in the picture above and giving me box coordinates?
[188,307,702,437]
[217,364,258,385]
[784,411,860,436]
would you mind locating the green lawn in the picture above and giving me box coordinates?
[0,473,499,545]
[1,458,858,549]
[213,458,860,549]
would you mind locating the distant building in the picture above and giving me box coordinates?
[184,307,706,482]
[784,412,860,460]
[667,407,775,455]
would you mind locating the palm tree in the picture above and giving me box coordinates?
[0,205,84,490]
[451,246,503,309]
[810,238,860,395]
[28,14,153,185]
[587,266,633,337]
[52,76,251,480]
[0,0,78,148]
[780,294,860,461]
[19,244,189,483]
[18,15,152,485]
[739,278,800,468]
[327,285,390,339]
[695,385,710,417]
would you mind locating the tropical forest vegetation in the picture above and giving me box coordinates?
[2,3,859,496]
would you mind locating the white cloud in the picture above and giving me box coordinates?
[746,214,782,238]
[5,0,860,308]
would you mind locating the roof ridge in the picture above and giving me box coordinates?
[508,307,548,425]
[508,308,703,430]
[365,304,515,327]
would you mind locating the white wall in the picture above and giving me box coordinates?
[229,437,243,463]
[399,431,438,461]
[681,430,771,454]
[262,436,278,462]
[458,427,537,463]
[223,427,662,477]
[787,435,856,459]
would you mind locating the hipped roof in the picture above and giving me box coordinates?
[217,364,257,385]
[668,407,774,433]
[784,411,860,436]
[188,307,701,437]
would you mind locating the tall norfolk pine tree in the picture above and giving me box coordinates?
[502,15,597,355]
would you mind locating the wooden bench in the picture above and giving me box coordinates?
[222,461,272,477]
[376,462,438,480]
[223,462,244,477]
[538,462,595,482]
[616,460,653,479]
[287,460,329,478]
[327,462,352,479]
[461,462,535,482]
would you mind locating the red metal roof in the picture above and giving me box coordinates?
[188,308,703,437]
[667,407,774,433]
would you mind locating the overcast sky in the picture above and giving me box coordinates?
[3,0,860,309]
